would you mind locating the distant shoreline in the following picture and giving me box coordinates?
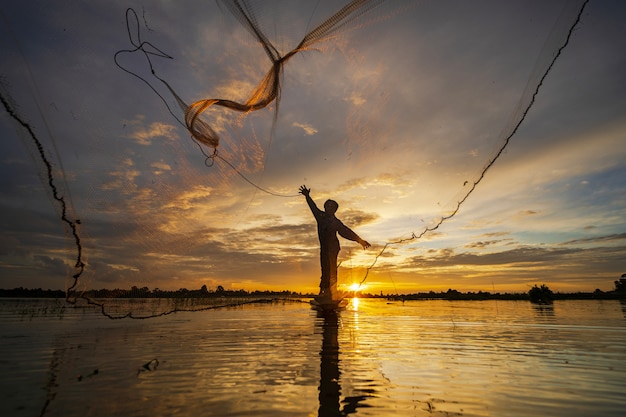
[1,287,624,301]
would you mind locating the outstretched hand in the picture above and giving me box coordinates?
[360,239,371,249]
[299,185,310,196]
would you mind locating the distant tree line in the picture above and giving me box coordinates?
[0,285,302,299]
[0,287,65,298]
[380,287,624,302]
[2,274,625,300]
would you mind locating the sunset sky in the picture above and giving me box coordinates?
[1,0,625,295]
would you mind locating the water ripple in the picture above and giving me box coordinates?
[1,298,625,416]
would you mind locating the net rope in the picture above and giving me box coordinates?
[356,0,590,289]
[114,1,395,198]
[1,0,590,318]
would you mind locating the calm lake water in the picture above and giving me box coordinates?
[1,298,625,417]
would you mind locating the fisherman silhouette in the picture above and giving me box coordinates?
[300,185,371,302]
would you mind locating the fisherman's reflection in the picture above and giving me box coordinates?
[318,310,340,416]
[317,309,368,417]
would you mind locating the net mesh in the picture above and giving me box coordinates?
[0,0,590,318]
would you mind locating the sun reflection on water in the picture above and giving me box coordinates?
[1,299,624,417]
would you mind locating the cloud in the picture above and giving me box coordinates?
[340,209,379,227]
[33,255,68,276]
[150,161,172,174]
[481,231,511,238]
[347,92,366,106]
[2,0,625,295]
[0,235,24,256]
[100,158,140,192]
[129,122,178,145]
[88,260,141,284]
[336,172,417,196]
[465,239,512,249]
[163,185,214,211]
[411,246,582,267]
[292,122,318,135]
[561,233,626,245]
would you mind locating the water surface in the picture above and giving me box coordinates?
[1,298,624,416]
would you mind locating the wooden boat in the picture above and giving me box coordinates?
[310,294,348,311]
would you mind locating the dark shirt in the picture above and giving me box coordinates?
[305,195,361,250]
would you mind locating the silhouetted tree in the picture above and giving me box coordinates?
[614,275,626,293]
[529,284,554,304]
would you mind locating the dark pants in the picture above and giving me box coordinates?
[319,244,339,295]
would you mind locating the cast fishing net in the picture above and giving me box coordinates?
[0,0,590,318]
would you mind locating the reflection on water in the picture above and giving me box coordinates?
[1,298,625,417]
[318,310,341,416]
[532,303,555,321]
[317,307,372,417]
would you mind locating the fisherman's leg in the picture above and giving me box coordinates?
[329,247,339,299]
[319,249,331,295]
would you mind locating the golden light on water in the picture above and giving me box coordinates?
[346,283,363,311]
[350,296,359,311]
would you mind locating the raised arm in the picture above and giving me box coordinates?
[299,185,322,218]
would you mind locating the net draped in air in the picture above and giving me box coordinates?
[0,0,591,318]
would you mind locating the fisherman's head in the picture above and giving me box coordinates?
[324,199,338,214]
